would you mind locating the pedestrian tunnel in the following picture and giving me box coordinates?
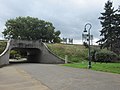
[0,40,65,67]
[10,47,42,63]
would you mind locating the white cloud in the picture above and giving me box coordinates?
[0,0,119,42]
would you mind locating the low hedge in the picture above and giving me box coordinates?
[91,49,119,63]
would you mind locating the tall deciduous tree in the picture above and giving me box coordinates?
[98,0,117,50]
[2,16,61,43]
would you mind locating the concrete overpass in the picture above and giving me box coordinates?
[0,39,65,67]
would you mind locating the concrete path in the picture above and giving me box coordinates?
[11,63,120,90]
[0,66,50,90]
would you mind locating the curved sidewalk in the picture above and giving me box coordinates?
[0,66,50,90]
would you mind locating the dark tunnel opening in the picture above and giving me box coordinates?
[9,47,42,64]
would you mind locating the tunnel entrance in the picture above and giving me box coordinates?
[9,48,42,63]
[0,40,64,66]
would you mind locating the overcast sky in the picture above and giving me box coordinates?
[0,0,119,44]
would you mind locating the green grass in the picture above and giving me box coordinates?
[47,43,88,63]
[0,41,7,54]
[47,43,120,74]
[63,62,120,74]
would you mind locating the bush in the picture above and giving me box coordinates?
[10,50,21,59]
[94,49,118,63]
[90,48,99,62]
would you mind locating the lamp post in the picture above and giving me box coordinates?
[83,23,92,69]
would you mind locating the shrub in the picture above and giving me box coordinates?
[10,50,21,59]
[90,48,99,62]
[83,42,88,48]
[95,49,118,63]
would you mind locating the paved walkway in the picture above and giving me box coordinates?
[0,66,50,90]
[0,64,120,90]
[12,64,120,90]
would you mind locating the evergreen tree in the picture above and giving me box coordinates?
[98,0,117,50]
[112,6,120,54]
[113,15,119,39]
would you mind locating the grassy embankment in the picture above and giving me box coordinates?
[47,43,120,74]
[0,41,7,54]
[47,43,88,63]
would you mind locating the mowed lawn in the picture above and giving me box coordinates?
[47,43,88,63]
[47,43,120,74]
[63,62,120,74]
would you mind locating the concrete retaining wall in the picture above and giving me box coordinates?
[0,40,10,67]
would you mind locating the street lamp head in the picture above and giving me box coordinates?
[84,27,87,32]
[84,23,92,33]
